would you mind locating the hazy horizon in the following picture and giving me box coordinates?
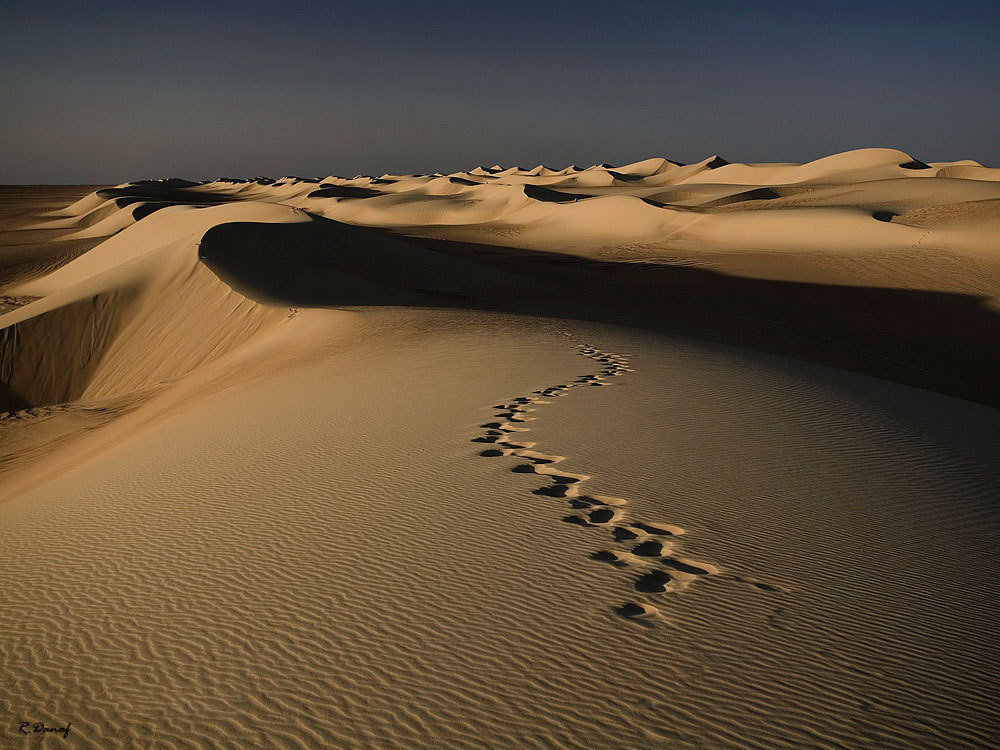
[3,0,998,183]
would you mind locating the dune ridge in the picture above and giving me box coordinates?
[5,147,997,411]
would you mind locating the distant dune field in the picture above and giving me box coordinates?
[1,150,999,749]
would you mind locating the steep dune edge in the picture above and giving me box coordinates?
[198,214,541,306]
[0,239,289,411]
[1,190,541,415]
[4,144,998,416]
[1,202,310,412]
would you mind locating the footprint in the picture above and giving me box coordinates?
[533,484,576,498]
[612,526,640,541]
[513,463,589,483]
[635,570,673,593]
[511,464,538,474]
[498,439,533,447]
[579,494,628,507]
[633,521,684,537]
[661,557,718,576]
[616,602,661,623]
[512,450,563,464]
[587,507,620,525]
[564,507,622,526]
[632,540,672,557]
[592,550,640,567]
[471,339,756,619]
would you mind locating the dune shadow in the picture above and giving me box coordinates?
[308,185,382,199]
[45,180,1000,409]
[200,219,1000,407]
[523,185,587,203]
[97,180,235,205]
[381,235,1000,408]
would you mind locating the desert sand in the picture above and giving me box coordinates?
[1,149,999,749]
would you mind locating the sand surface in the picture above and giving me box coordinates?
[1,151,999,748]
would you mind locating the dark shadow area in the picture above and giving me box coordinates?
[661,558,711,576]
[194,211,1000,408]
[635,571,671,593]
[98,182,236,205]
[700,187,781,208]
[607,170,645,182]
[307,185,382,199]
[386,236,1000,408]
[632,541,667,557]
[900,160,932,170]
[632,522,675,536]
[535,485,571,498]
[523,185,587,203]
[612,527,639,541]
[198,215,537,309]
[0,383,31,413]
[449,177,480,186]
[614,603,656,627]
[131,201,202,221]
[592,550,628,567]
[588,508,616,524]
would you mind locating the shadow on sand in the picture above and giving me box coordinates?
[198,217,1000,408]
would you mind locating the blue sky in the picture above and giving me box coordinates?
[2,1,998,182]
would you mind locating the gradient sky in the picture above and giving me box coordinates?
[2,1,998,183]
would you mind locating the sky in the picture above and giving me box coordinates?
[2,0,998,183]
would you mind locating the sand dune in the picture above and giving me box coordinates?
[1,150,999,749]
[161,148,1000,264]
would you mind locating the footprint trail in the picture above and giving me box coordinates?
[473,339,776,625]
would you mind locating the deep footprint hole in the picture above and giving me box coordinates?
[635,570,672,593]
[662,558,710,576]
[588,508,616,524]
[617,602,651,619]
[632,540,665,557]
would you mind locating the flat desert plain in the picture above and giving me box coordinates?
[1,149,999,749]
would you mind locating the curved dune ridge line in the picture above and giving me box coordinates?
[0,202,308,411]
[173,147,1000,256]
[0,189,537,414]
